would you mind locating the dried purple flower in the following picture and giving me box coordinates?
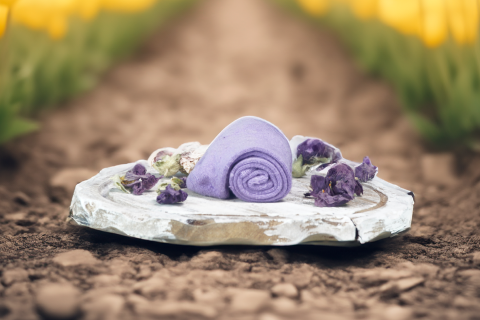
[121,163,161,195]
[297,139,333,164]
[172,177,187,189]
[156,185,188,204]
[293,139,343,178]
[306,163,362,207]
[354,156,377,182]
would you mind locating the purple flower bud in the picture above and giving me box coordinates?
[297,139,332,164]
[172,177,187,189]
[294,139,343,177]
[354,156,377,182]
[156,185,188,204]
[122,164,161,195]
[306,163,362,207]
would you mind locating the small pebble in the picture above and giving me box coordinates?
[35,283,80,319]
[269,297,297,314]
[2,268,29,286]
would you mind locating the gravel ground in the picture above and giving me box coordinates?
[1,0,480,319]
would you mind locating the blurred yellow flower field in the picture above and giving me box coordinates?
[280,0,480,146]
[0,0,196,143]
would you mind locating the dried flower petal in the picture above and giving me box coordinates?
[120,163,161,195]
[153,154,181,177]
[171,177,187,188]
[294,139,343,177]
[355,156,378,182]
[297,138,331,164]
[306,163,362,207]
[156,185,188,204]
[110,174,130,194]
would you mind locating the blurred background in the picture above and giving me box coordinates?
[1,2,480,320]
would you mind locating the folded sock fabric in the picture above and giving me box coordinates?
[186,116,292,202]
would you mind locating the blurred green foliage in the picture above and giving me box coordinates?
[274,0,480,148]
[0,0,196,144]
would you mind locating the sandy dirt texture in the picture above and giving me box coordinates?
[1,0,480,319]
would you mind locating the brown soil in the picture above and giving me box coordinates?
[1,0,480,319]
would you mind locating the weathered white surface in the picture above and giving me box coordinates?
[68,159,414,246]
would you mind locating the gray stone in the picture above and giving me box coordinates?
[270,283,298,299]
[35,283,80,319]
[52,249,100,267]
[2,268,29,286]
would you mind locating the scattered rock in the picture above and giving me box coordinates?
[267,249,289,264]
[269,297,297,314]
[283,265,313,288]
[379,277,425,295]
[133,277,167,297]
[457,269,480,279]
[50,168,98,196]
[52,249,100,267]
[82,294,125,320]
[35,283,80,319]
[228,288,271,313]
[13,192,31,206]
[270,283,298,298]
[4,212,27,222]
[108,258,136,277]
[189,251,223,269]
[472,252,480,266]
[421,153,458,186]
[4,282,30,297]
[2,268,29,286]
[452,296,478,309]
[355,268,413,286]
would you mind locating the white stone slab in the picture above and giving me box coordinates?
[68,156,414,246]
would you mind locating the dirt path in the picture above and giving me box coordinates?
[1,0,480,319]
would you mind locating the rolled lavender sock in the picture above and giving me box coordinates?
[187,116,292,202]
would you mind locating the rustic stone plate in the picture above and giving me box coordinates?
[68,158,414,247]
